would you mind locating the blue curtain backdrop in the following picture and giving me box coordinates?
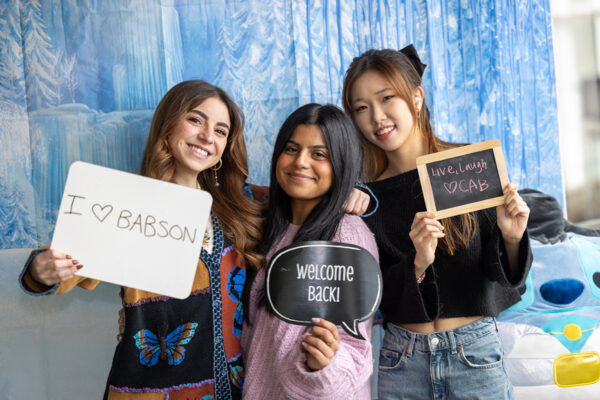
[0,0,560,250]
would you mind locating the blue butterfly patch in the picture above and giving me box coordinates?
[133,322,198,367]
[227,266,245,303]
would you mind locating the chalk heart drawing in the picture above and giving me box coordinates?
[92,204,113,222]
[444,181,458,194]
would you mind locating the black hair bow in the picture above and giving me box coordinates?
[400,44,427,78]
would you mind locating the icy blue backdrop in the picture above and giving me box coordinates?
[0,0,560,250]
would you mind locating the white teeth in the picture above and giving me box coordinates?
[376,126,394,136]
[190,145,208,157]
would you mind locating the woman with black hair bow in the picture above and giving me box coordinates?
[341,47,533,399]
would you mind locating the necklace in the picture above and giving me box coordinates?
[196,180,214,254]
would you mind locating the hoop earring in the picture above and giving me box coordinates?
[212,159,223,187]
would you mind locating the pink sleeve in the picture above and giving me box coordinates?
[335,214,379,261]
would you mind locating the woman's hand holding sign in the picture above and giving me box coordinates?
[410,212,445,276]
[30,249,82,286]
[497,183,529,243]
[302,317,341,371]
[496,183,530,274]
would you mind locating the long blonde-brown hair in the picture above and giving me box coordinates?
[342,49,476,254]
[140,80,263,271]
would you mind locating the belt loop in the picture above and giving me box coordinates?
[405,331,416,358]
[448,330,457,355]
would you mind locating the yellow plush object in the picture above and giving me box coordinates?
[554,352,600,388]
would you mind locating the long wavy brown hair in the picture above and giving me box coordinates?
[342,49,476,255]
[140,80,263,271]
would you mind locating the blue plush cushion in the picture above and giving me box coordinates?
[540,278,584,305]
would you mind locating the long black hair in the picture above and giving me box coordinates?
[260,103,362,255]
[243,103,362,322]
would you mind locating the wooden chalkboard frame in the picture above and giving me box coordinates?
[416,139,509,219]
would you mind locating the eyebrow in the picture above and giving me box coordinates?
[352,87,393,104]
[190,109,230,130]
[287,139,328,149]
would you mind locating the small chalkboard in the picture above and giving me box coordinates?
[266,241,382,340]
[416,140,509,219]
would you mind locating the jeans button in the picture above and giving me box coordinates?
[431,337,439,345]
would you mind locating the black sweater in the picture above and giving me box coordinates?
[365,169,533,324]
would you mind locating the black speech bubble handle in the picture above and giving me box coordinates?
[338,268,381,339]
[342,320,365,340]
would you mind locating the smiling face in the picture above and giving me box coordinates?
[275,124,333,221]
[350,69,422,155]
[167,97,230,186]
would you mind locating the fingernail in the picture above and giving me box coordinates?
[66,255,72,259]
[76,264,83,269]
[301,341,308,348]
[73,260,79,265]
[312,317,320,323]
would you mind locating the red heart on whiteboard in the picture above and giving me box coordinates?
[92,204,113,222]
[443,181,457,194]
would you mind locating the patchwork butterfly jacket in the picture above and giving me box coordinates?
[19,214,246,400]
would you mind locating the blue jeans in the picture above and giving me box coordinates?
[377,318,514,400]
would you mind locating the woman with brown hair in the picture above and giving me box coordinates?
[341,47,533,399]
[19,80,262,399]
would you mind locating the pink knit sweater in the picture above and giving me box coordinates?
[241,215,379,399]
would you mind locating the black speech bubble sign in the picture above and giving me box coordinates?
[266,241,382,340]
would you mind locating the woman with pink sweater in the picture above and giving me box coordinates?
[241,103,379,399]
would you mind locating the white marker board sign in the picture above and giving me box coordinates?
[51,161,212,299]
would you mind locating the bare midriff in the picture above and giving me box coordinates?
[396,315,483,334]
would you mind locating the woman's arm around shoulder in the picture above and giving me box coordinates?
[244,183,269,203]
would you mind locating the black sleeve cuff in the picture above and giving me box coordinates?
[379,250,439,323]
[18,248,59,295]
[490,227,533,287]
